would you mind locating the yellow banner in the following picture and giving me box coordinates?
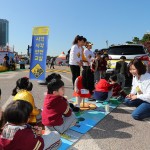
[32,26,49,35]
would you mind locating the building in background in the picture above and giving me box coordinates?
[0,19,9,46]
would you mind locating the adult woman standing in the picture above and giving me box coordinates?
[124,59,150,120]
[69,35,85,87]
[83,42,94,70]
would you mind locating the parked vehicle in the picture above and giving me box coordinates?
[106,44,149,86]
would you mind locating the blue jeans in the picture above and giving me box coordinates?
[124,98,150,120]
[94,91,108,101]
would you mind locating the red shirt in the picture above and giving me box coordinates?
[95,79,112,92]
[112,83,127,97]
[42,94,72,126]
[0,125,44,150]
[73,76,91,98]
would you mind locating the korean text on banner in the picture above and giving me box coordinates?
[30,26,49,80]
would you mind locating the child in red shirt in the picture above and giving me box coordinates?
[0,100,61,150]
[42,79,76,134]
[94,73,112,102]
[109,75,127,99]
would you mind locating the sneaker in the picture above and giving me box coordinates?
[96,100,100,103]
[73,107,80,112]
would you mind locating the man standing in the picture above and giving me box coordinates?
[115,56,128,88]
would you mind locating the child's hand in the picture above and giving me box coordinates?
[126,94,134,99]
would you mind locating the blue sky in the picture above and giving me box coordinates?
[0,0,150,56]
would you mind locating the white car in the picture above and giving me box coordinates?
[106,44,149,86]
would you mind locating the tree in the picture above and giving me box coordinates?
[132,37,140,44]
[141,33,150,43]
[125,41,133,44]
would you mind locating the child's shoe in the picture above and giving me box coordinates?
[96,100,100,103]
[73,107,80,112]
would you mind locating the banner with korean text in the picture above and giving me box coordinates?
[29,26,49,80]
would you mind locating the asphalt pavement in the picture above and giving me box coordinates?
[0,65,150,150]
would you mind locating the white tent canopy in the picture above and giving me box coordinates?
[57,52,66,60]
[56,52,66,65]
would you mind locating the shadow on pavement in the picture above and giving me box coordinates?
[111,106,132,114]
[89,115,133,139]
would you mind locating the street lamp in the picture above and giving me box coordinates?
[106,40,109,48]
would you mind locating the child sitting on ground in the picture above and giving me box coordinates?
[94,73,112,102]
[42,79,77,134]
[46,73,80,112]
[109,74,127,100]
[73,68,95,108]
[0,100,61,150]
[12,77,40,124]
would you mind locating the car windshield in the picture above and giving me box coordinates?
[108,45,146,55]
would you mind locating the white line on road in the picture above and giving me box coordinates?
[0,72,19,79]
[60,73,72,82]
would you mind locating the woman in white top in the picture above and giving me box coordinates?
[69,35,86,87]
[83,42,94,70]
[124,59,150,120]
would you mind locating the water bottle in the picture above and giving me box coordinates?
[105,102,110,113]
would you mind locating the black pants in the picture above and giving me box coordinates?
[50,63,55,69]
[70,65,80,87]
[20,64,25,69]
[82,66,90,70]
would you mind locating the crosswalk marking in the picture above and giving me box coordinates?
[24,69,71,73]
[0,72,19,79]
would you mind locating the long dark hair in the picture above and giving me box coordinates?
[82,68,94,94]
[12,77,33,96]
[128,59,146,75]
[72,35,84,45]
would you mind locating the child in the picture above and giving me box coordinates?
[94,73,112,102]
[42,79,76,134]
[109,75,127,100]
[73,68,95,107]
[46,73,80,112]
[115,56,128,88]
[12,77,40,124]
[0,100,61,150]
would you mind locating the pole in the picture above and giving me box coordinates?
[106,40,108,48]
